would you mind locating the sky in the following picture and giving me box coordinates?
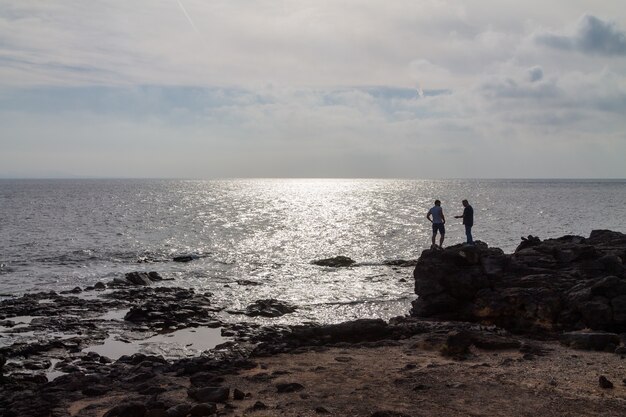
[1,1,625,179]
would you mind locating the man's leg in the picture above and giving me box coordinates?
[431,223,437,248]
[465,225,473,244]
[439,224,445,248]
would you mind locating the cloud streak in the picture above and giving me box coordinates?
[174,0,199,34]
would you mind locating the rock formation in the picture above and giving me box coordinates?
[411,230,626,333]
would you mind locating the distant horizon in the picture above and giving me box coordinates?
[1,176,625,181]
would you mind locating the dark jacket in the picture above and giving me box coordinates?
[462,205,474,227]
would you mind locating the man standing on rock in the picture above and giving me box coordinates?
[427,200,445,249]
[455,199,474,245]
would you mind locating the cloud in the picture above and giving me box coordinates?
[478,66,560,100]
[473,65,626,143]
[1,3,626,178]
[2,70,625,179]
[528,66,543,82]
[535,14,626,56]
[409,59,453,90]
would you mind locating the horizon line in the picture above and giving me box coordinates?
[1,176,625,181]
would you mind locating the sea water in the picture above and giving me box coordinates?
[1,178,625,324]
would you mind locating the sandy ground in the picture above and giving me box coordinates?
[66,333,626,417]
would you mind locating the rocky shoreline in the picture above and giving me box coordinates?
[2,230,626,416]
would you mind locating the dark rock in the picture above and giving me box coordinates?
[251,401,268,410]
[0,354,5,380]
[515,235,542,252]
[441,331,472,357]
[189,373,224,387]
[470,333,521,350]
[118,288,213,330]
[251,319,398,356]
[590,276,626,297]
[578,299,612,329]
[95,282,106,290]
[244,299,297,317]
[117,353,168,366]
[148,272,164,281]
[145,410,168,417]
[60,286,82,294]
[293,319,390,344]
[138,385,167,395]
[412,230,626,333]
[173,255,198,263]
[245,372,274,382]
[250,318,395,356]
[189,403,217,416]
[127,371,156,383]
[236,279,262,286]
[315,406,331,414]
[188,386,230,403]
[166,404,192,417]
[599,375,614,389]
[233,388,246,400]
[82,385,111,396]
[125,272,153,286]
[611,295,626,324]
[23,359,52,370]
[104,403,147,417]
[561,331,621,351]
[312,256,356,267]
[276,382,304,393]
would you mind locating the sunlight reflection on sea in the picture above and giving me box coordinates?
[1,178,625,324]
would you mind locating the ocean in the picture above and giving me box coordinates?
[1,178,625,325]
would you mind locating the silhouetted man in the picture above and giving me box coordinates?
[427,200,445,249]
[455,199,474,245]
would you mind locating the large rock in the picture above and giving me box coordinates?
[312,256,356,267]
[560,331,620,351]
[188,386,230,403]
[244,299,297,317]
[121,287,214,330]
[124,271,163,286]
[411,230,626,333]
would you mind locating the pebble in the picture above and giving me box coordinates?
[599,375,614,389]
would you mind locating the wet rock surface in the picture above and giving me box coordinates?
[0,284,226,384]
[412,230,626,333]
[115,287,219,331]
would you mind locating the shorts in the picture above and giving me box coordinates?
[432,223,445,235]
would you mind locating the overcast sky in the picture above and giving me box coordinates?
[1,1,625,178]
